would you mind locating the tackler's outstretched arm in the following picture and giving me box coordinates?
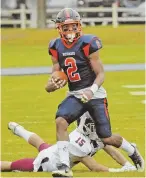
[103,145,127,166]
[80,156,109,172]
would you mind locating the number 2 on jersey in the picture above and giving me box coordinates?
[65,57,81,82]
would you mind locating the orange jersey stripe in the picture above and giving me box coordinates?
[104,98,109,120]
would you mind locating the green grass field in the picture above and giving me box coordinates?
[1,25,145,67]
[1,25,145,177]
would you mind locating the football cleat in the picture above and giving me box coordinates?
[129,143,144,171]
[8,122,23,136]
[52,164,73,177]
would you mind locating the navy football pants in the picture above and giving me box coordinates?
[56,95,112,138]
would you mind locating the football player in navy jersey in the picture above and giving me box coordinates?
[45,8,144,177]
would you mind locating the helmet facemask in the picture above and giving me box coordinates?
[56,20,82,43]
[77,117,98,140]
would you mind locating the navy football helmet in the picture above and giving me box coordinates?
[55,8,82,43]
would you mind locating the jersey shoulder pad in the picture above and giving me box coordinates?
[81,34,102,57]
[81,34,97,43]
[49,38,60,50]
[48,38,60,59]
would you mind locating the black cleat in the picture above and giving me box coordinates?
[129,144,144,171]
[52,164,73,178]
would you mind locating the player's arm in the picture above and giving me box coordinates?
[51,55,61,73]
[103,145,127,166]
[45,39,65,93]
[81,38,104,102]
[79,156,109,172]
[80,156,124,173]
[45,56,65,92]
[89,50,104,88]
[45,55,60,92]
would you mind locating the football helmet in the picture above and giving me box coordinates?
[77,113,105,152]
[55,8,82,43]
[77,112,98,140]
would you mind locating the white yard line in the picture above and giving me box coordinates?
[123,84,145,104]
[130,91,146,96]
[123,85,146,88]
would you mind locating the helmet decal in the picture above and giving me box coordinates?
[77,113,98,140]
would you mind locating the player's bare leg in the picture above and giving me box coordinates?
[0,161,12,171]
[52,117,73,178]
[102,134,144,171]
[0,159,34,172]
[8,122,46,151]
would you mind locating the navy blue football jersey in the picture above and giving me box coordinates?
[48,35,102,91]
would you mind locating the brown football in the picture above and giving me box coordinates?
[51,71,68,82]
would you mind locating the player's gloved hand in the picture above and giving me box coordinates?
[108,165,137,172]
[108,168,122,172]
[51,76,66,89]
[81,89,93,103]
[45,77,66,92]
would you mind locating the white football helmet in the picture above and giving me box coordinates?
[77,112,105,153]
[77,112,98,140]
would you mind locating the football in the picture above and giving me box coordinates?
[51,71,68,82]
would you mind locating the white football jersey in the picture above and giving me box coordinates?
[76,112,105,155]
[33,129,104,172]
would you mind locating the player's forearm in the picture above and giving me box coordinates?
[94,72,104,88]
[89,72,104,95]
[110,150,127,166]
[81,156,108,172]
[103,145,127,166]
[89,51,105,88]
[45,80,57,93]
[90,163,109,172]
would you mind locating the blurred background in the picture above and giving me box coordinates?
[1,0,145,28]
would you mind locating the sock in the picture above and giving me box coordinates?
[120,138,135,156]
[39,143,51,152]
[57,141,70,168]
[15,126,34,142]
[11,158,34,171]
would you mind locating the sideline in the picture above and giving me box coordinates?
[1,63,145,76]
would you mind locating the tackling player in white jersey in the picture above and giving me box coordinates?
[1,114,136,175]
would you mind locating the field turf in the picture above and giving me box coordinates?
[1,25,145,177]
[1,25,145,67]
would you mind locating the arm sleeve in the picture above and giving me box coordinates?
[89,37,102,55]
[48,39,58,60]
